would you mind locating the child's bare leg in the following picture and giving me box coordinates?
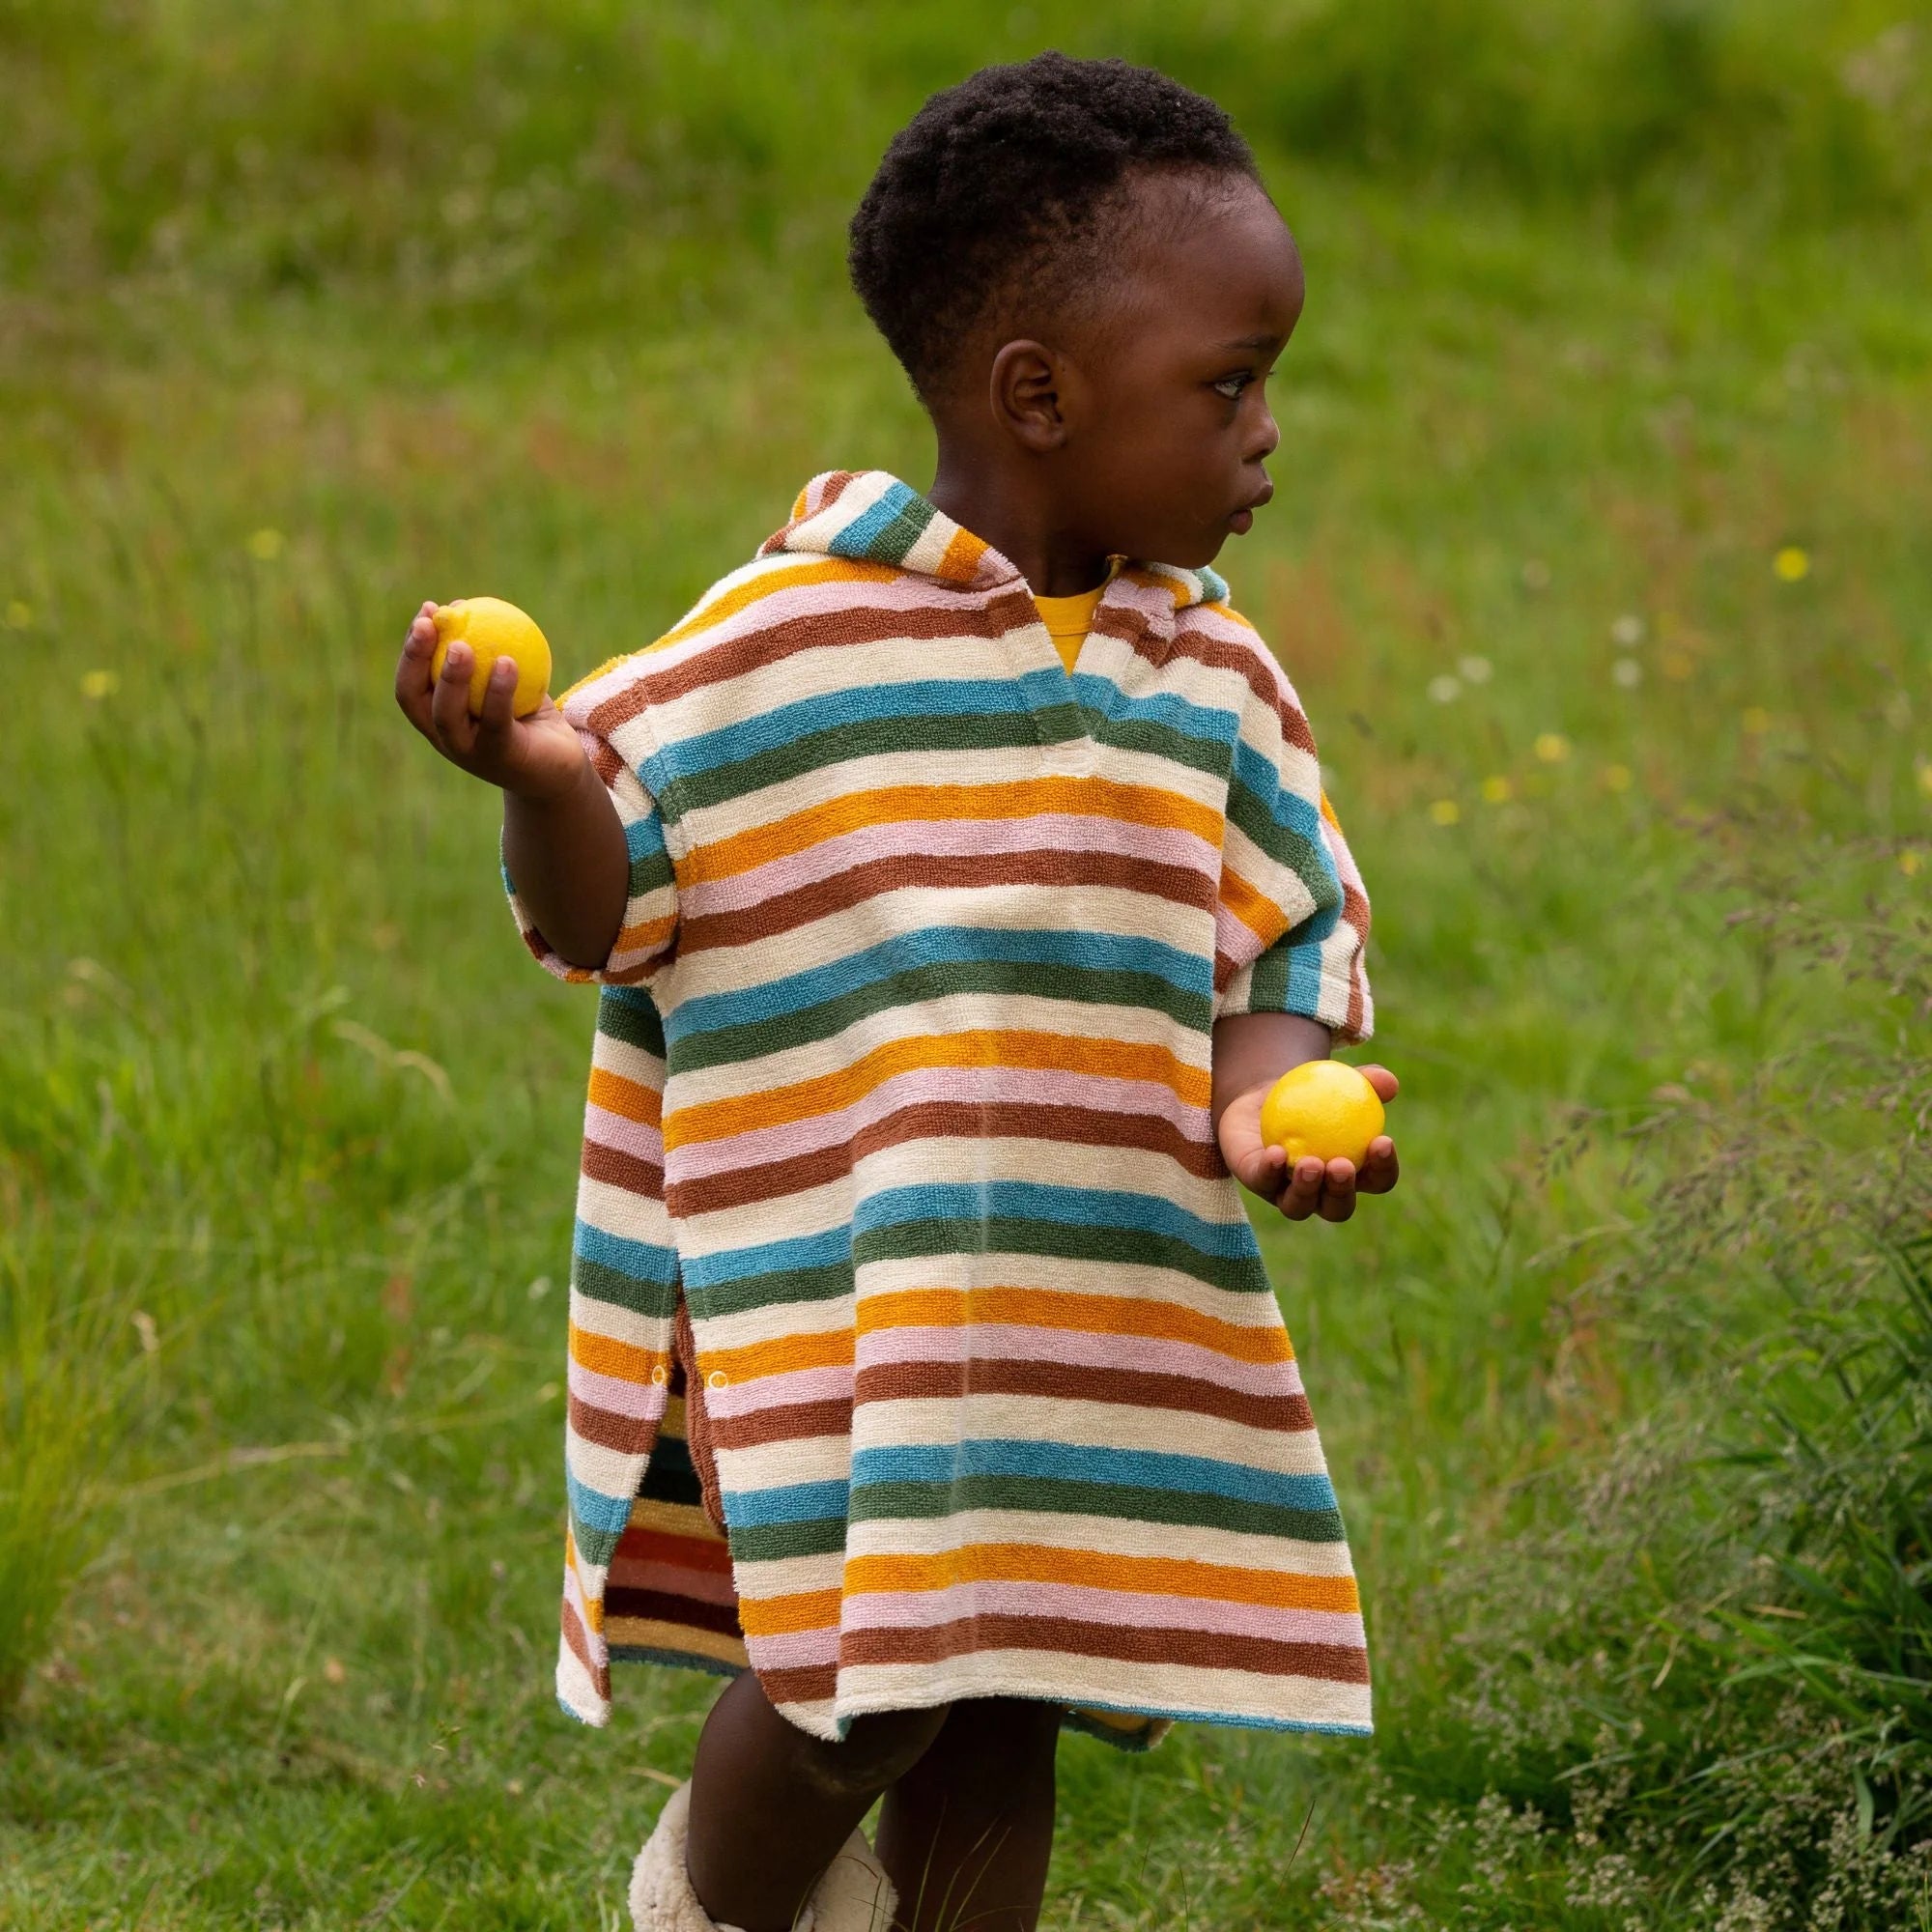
[685,1669,949,1931]
[875,1698,1061,1932]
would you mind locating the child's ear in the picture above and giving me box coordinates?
[989,340,1069,452]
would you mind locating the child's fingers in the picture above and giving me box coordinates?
[1357,1136,1400,1194]
[394,612,440,729]
[1318,1158,1358,1222]
[1276,1156,1326,1221]
[474,656,519,745]
[1358,1064,1400,1103]
[430,639,478,753]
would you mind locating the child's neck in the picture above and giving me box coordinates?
[927,449,1112,599]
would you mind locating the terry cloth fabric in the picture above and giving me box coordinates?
[1033,580,1109,673]
[506,469,1376,1746]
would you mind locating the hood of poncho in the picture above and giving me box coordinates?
[759,469,1230,611]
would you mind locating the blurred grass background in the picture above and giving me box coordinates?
[2,2,1930,1926]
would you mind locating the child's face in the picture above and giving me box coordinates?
[1054,174,1302,571]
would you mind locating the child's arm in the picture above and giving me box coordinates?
[1211,1012,1400,1224]
[394,603,629,970]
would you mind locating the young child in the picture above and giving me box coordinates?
[396,52,1398,1932]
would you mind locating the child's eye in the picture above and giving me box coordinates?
[1211,373,1252,401]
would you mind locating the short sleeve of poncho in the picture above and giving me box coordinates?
[1210,645,1374,1043]
[502,705,679,986]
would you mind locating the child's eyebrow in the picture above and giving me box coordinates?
[1211,332,1285,355]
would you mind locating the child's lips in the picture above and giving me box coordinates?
[1229,481,1273,535]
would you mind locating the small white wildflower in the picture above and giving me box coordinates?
[1458,654,1492,683]
[1612,657,1643,689]
[1610,613,1645,647]
[1427,673,1462,704]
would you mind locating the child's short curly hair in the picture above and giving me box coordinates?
[849,52,1261,401]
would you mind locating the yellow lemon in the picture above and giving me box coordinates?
[430,597,552,718]
[1259,1060,1385,1169]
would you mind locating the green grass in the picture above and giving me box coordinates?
[4,3,1932,1926]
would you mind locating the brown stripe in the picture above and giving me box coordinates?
[582,1139,665,1199]
[559,1595,607,1697]
[679,846,1215,955]
[584,593,1034,734]
[1128,618,1319,755]
[666,1098,1221,1219]
[567,1392,661,1458]
[839,1613,1369,1684]
[604,1585,744,1638]
[753,1660,839,1706]
[850,1357,1312,1434]
[707,1397,855,1454]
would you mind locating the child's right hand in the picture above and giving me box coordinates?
[394,601,589,801]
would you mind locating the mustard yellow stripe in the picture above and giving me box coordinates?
[1219,865,1288,947]
[855,1286,1293,1364]
[569,1324,667,1384]
[935,523,989,583]
[623,1494,725,1543]
[604,1617,748,1669]
[703,1327,854,1384]
[844,1543,1358,1613]
[736,1586,843,1638]
[694,778,1222,885]
[664,1030,1210,1152]
[587,1065,661,1125]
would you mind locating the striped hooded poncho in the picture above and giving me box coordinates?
[508,469,1375,1747]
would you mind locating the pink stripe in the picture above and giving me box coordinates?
[701,1362,855,1416]
[667,1066,1211,1178]
[853,1323,1302,1398]
[841,1580,1364,1648]
[683,814,1219,919]
[1214,899,1266,970]
[607,1557,739,1606]
[569,1362,670,1422]
[583,1103,664,1164]
[745,1626,843,1670]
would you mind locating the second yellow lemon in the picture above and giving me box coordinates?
[431,597,552,718]
[1259,1060,1385,1168]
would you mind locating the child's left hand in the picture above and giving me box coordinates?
[1217,1065,1401,1223]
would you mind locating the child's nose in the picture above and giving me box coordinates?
[1245,399,1281,462]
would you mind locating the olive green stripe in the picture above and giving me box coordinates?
[572,1256,677,1321]
[848,1474,1346,1542]
[725,1516,850,1562]
[597,988,666,1057]
[852,1214,1268,1296]
[686,1262,854,1321]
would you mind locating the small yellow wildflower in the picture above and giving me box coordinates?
[1480,775,1514,805]
[80,669,120,699]
[1661,651,1695,682]
[1533,732,1572,763]
[1774,546,1810,582]
[1901,850,1923,878]
[1918,762,1932,799]
[247,527,286,561]
[1742,707,1773,735]
[4,600,30,630]
[1429,799,1462,827]
[1603,764,1634,793]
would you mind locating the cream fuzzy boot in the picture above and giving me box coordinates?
[629,1780,898,1932]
